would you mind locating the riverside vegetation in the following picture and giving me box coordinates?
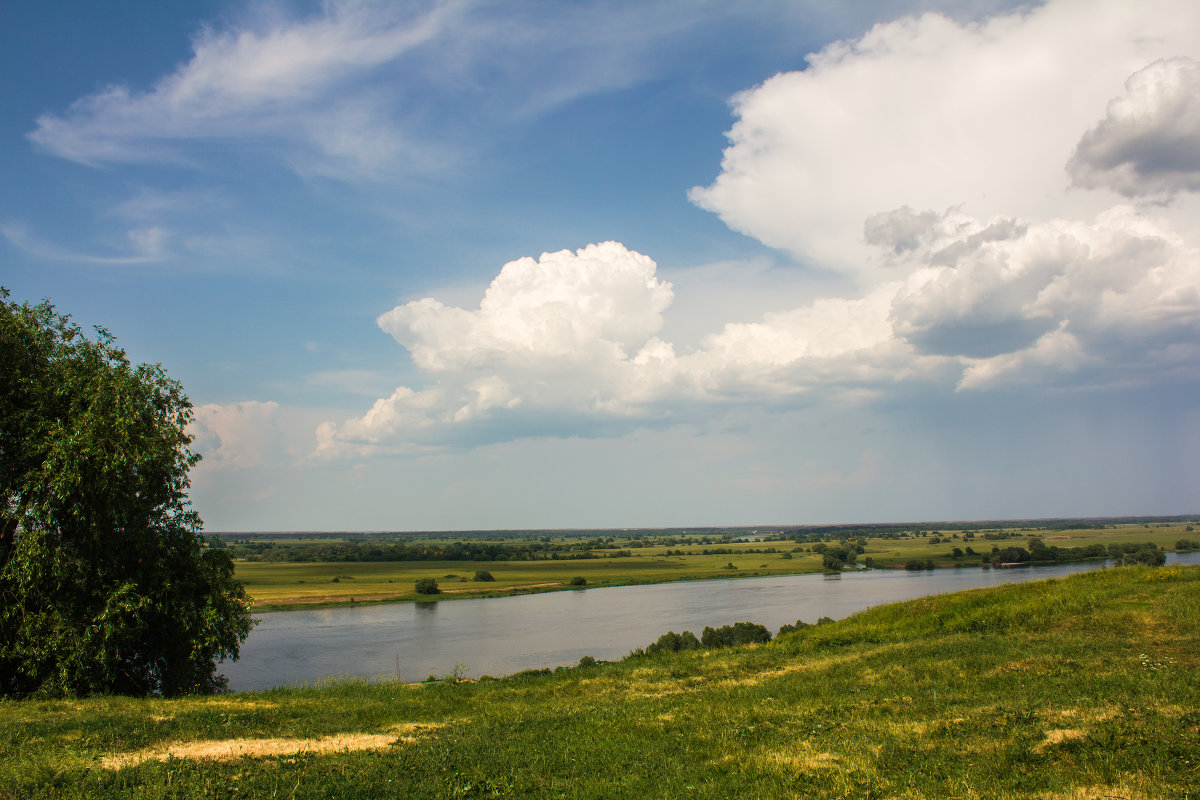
[222,518,1198,610]
[3,564,1198,799]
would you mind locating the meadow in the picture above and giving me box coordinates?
[229,520,1198,609]
[4,564,1197,798]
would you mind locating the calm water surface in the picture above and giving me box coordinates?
[221,553,1200,691]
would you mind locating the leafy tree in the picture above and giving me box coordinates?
[0,293,252,698]
[473,570,495,582]
[414,577,440,594]
[1123,545,1166,566]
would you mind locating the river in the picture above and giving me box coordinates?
[220,553,1200,691]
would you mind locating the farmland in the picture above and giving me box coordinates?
[222,517,1199,610]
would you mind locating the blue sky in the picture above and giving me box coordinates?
[3,0,1198,531]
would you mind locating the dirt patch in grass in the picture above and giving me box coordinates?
[759,748,843,772]
[1039,785,1156,800]
[100,722,444,769]
[1034,728,1087,752]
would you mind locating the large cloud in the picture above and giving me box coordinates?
[1068,57,1200,198]
[316,0,1200,456]
[316,213,1200,454]
[688,0,1200,277]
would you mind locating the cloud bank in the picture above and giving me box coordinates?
[317,0,1200,457]
[689,0,1200,276]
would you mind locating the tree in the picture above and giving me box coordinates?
[415,577,440,594]
[822,553,844,571]
[0,293,252,698]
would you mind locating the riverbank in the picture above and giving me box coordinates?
[234,522,1196,611]
[5,564,1197,798]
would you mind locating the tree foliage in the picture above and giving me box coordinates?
[700,622,771,649]
[0,292,252,697]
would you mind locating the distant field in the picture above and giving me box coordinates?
[231,520,1198,609]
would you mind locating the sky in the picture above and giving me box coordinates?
[3,0,1198,532]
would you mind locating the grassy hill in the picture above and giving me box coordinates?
[4,565,1198,798]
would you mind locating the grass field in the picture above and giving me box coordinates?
[3,564,1198,798]
[233,521,1198,609]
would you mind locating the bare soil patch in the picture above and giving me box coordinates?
[100,723,444,769]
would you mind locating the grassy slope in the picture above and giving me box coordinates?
[4,565,1198,799]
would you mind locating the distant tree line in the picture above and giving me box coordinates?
[226,540,635,563]
[980,538,1166,566]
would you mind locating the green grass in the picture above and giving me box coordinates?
[4,564,1199,798]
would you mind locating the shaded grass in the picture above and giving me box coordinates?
[4,565,1198,798]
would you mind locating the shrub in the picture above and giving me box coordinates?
[822,554,845,571]
[777,619,811,637]
[645,630,702,654]
[473,570,495,582]
[701,622,771,649]
[1125,545,1166,566]
[414,578,440,595]
[577,655,598,668]
[570,576,587,586]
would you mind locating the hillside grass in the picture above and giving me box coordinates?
[4,564,1199,798]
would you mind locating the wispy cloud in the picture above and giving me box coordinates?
[1,221,170,264]
[27,1,1024,184]
[27,1,459,177]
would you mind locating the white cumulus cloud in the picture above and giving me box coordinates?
[688,0,1200,277]
[316,0,1200,457]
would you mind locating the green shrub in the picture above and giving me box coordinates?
[473,570,495,582]
[1125,545,1166,566]
[645,630,701,654]
[700,622,771,649]
[777,619,811,637]
[414,578,440,595]
[570,576,587,586]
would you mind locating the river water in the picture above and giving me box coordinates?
[220,552,1200,691]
